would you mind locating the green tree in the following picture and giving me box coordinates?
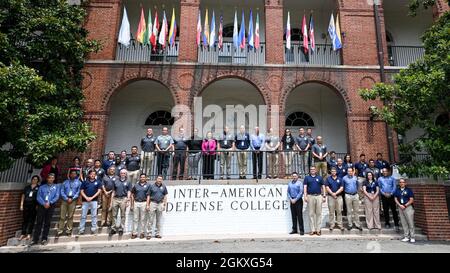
[0,0,100,171]
[360,1,450,178]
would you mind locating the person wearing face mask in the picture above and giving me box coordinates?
[202,131,217,180]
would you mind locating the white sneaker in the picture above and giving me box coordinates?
[401,237,410,242]
[410,238,416,243]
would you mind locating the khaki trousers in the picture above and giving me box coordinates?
[101,192,112,225]
[112,197,127,231]
[314,160,328,179]
[399,205,415,239]
[141,151,155,177]
[148,201,164,236]
[58,200,77,234]
[327,195,343,228]
[237,151,248,176]
[220,150,233,177]
[345,194,361,228]
[364,195,381,229]
[308,195,323,232]
[127,170,140,185]
[132,201,149,235]
[267,152,279,177]
[284,151,293,176]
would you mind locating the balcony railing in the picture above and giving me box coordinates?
[284,42,342,65]
[388,45,425,67]
[198,42,266,65]
[115,39,179,62]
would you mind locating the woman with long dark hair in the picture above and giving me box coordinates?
[67,156,83,181]
[363,171,381,230]
[281,128,295,178]
[19,175,40,241]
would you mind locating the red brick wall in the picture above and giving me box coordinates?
[264,0,284,64]
[0,190,23,246]
[409,182,450,240]
[178,0,200,62]
[433,0,450,20]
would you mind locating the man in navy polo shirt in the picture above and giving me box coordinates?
[378,168,400,230]
[295,128,310,177]
[376,153,390,171]
[131,173,151,239]
[102,151,116,172]
[311,136,328,179]
[355,153,368,198]
[335,158,347,178]
[110,169,131,236]
[250,127,265,179]
[303,166,326,236]
[343,167,362,231]
[394,178,416,243]
[235,125,251,179]
[327,151,338,174]
[325,168,344,231]
[172,127,189,180]
[79,170,102,235]
[365,159,381,179]
[287,172,304,235]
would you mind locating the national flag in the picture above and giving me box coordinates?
[196,10,202,46]
[328,13,342,51]
[158,10,168,48]
[118,6,131,47]
[302,14,308,54]
[218,13,223,49]
[238,10,246,49]
[203,9,209,47]
[255,11,260,49]
[136,7,146,44]
[336,14,342,49]
[168,8,177,47]
[286,11,291,49]
[143,9,152,46]
[209,10,216,47]
[309,12,316,52]
[233,10,239,49]
[248,9,254,48]
[150,9,159,51]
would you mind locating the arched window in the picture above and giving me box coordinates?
[145,111,174,126]
[285,112,315,127]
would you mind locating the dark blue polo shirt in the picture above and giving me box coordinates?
[235,133,250,150]
[394,187,414,205]
[81,179,102,202]
[336,165,347,178]
[132,182,150,202]
[304,175,324,195]
[363,180,379,194]
[376,160,390,171]
[325,176,343,194]
[355,161,369,177]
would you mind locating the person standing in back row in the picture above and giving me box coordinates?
[311,136,328,179]
[172,127,188,180]
[235,126,250,179]
[155,127,174,179]
[126,146,141,185]
[141,128,156,177]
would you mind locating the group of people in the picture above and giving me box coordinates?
[287,165,416,243]
[20,162,168,245]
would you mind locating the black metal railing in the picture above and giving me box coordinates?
[0,157,34,183]
[284,42,342,65]
[115,39,179,62]
[198,42,266,65]
[388,45,425,67]
[102,150,347,182]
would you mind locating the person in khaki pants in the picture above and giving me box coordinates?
[131,174,150,239]
[325,168,344,231]
[343,167,363,231]
[303,166,326,236]
[265,128,280,179]
[101,166,118,227]
[235,126,250,179]
[109,169,131,236]
[311,136,328,180]
[362,171,381,230]
[147,175,168,238]
[57,170,81,237]
[394,178,416,243]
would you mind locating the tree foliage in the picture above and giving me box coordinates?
[360,4,450,178]
[0,0,100,170]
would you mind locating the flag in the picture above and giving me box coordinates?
[168,8,177,47]
[309,12,316,52]
[302,14,308,54]
[209,10,215,47]
[255,11,260,49]
[238,10,246,49]
[118,7,131,47]
[286,11,291,49]
[150,9,159,51]
[158,10,168,48]
[218,13,223,49]
[196,10,202,46]
[136,7,146,44]
[233,10,239,49]
[248,9,254,48]
[336,14,342,49]
[328,13,342,51]
[203,9,209,47]
[143,9,152,46]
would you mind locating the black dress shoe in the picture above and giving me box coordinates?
[355,225,363,231]
[109,229,116,236]
[289,231,298,234]
[300,231,304,236]
[347,226,353,231]
[118,230,124,236]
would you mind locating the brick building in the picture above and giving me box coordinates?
[1,0,450,246]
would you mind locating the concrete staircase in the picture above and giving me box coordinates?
[6,179,426,246]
